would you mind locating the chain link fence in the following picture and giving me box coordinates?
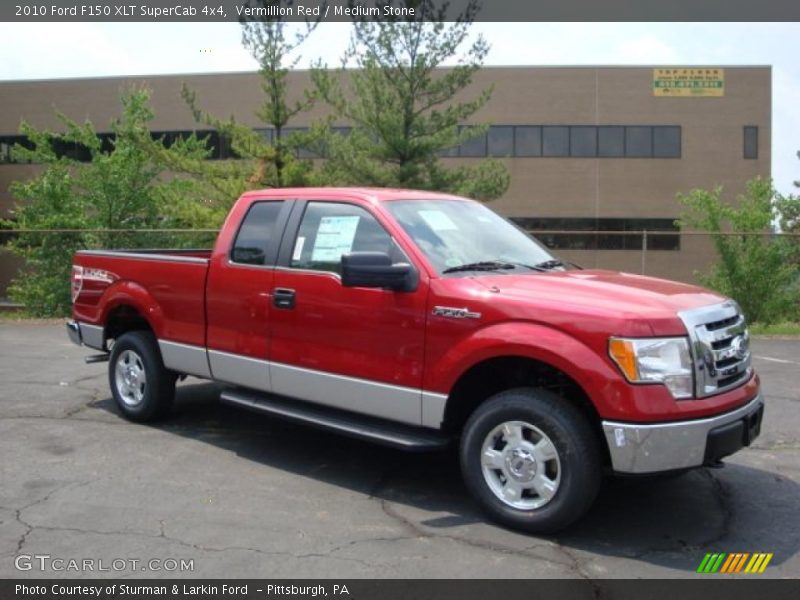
[1,228,799,303]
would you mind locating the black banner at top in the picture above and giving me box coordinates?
[3,0,800,22]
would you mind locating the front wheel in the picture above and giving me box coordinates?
[109,331,175,422]
[460,387,602,533]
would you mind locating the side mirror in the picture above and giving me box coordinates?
[341,252,418,292]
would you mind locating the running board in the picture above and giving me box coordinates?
[84,353,110,364]
[220,389,452,452]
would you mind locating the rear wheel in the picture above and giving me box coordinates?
[460,387,602,533]
[109,331,175,422]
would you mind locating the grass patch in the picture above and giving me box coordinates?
[750,321,800,336]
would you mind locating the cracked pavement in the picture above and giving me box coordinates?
[0,321,798,578]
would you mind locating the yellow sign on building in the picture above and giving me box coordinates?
[653,68,725,97]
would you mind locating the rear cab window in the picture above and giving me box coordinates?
[231,201,285,266]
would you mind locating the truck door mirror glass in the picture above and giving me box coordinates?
[341,252,418,292]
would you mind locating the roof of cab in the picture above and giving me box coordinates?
[238,186,469,203]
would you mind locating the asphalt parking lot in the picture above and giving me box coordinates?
[1,321,798,579]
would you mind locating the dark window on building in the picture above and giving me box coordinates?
[50,139,92,162]
[570,126,597,157]
[542,126,569,157]
[488,126,514,157]
[0,135,35,163]
[437,144,460,158]
[281,127,317,158]
[514,126,542,157]
[744,126,758,159]
[597,126,625,157]
[653,126,681,158]
[201,131,221,159]
[509,217,680,251]
[231,201,285,266]
[0,140,10,163]
[255,128,274,143]
[458,127,487,157]
[98,133,116,154]
[625,126,653,157]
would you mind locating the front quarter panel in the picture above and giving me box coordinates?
[424,319,624,413]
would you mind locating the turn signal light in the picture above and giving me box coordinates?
[609,338,638,381]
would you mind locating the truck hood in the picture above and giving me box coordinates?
[470,269,726,336]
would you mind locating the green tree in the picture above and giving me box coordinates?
[774,150,800,269]
[3,89,211,316]
[775,150,800,232]
[312,0,509,200]
[678,178,799,324]
[150,13,326,209]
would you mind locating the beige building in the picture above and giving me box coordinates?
[0,66,771,296]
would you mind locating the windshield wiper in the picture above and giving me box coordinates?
[532,259,574,271]
[442,261,517,274]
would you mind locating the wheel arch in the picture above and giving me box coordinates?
[443,355,597,427]
[434,323,616,465]
[98,281,165,342]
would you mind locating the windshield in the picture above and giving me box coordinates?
[385,199,556,275]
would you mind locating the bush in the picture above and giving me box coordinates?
[3,89,218,317]
[678,178,799,324]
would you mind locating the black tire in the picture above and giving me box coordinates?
[108,331,176,422]
[460,387,602,533]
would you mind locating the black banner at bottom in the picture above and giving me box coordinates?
[3,579,800,600]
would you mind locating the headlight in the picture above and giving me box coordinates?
[609,337,693,399]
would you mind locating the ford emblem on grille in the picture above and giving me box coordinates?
[731,334,749,360]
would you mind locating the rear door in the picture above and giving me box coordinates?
[205,199,292,391]
[269,199,428,425]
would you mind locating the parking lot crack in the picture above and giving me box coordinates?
[155,521,378,567]
[554,545,606,598]
[12,480,94,555]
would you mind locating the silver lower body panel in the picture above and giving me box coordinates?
[602,394,764,474]
[65,320,105,351]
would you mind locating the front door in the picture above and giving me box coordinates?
[269,200,428,425]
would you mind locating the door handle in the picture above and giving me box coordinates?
[273,288,296,310]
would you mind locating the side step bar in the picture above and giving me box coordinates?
[220,389,453,452]
[85,353,109,364]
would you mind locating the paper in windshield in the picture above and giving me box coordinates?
[418,209,458,231]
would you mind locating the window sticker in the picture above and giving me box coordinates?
[311,215,360,262]
[292,236,305,261]
[418,209,458,231]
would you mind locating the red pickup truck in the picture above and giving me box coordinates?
[67,187,763,532]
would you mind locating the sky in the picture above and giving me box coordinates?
[0,22,797,195]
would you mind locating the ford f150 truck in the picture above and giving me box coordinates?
[67,187,763,532]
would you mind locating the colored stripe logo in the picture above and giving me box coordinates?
[697,552,773,574]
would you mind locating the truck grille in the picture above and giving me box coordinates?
[678,301,752,398]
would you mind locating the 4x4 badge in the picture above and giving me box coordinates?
[432,306,482,320]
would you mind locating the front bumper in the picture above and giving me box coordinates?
[602,394,764,474]
[66,320,106,351]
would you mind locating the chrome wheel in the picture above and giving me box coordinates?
[480,420,561,510]
[114,349,147,407]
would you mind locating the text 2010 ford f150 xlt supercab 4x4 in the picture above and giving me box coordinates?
[67,187,764,532]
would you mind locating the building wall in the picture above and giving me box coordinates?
[0,66,771,294]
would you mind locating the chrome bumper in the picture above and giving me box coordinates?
[66,320,106,351]
[602,394,764,474]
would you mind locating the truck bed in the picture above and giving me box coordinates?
[73,248,211,348]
